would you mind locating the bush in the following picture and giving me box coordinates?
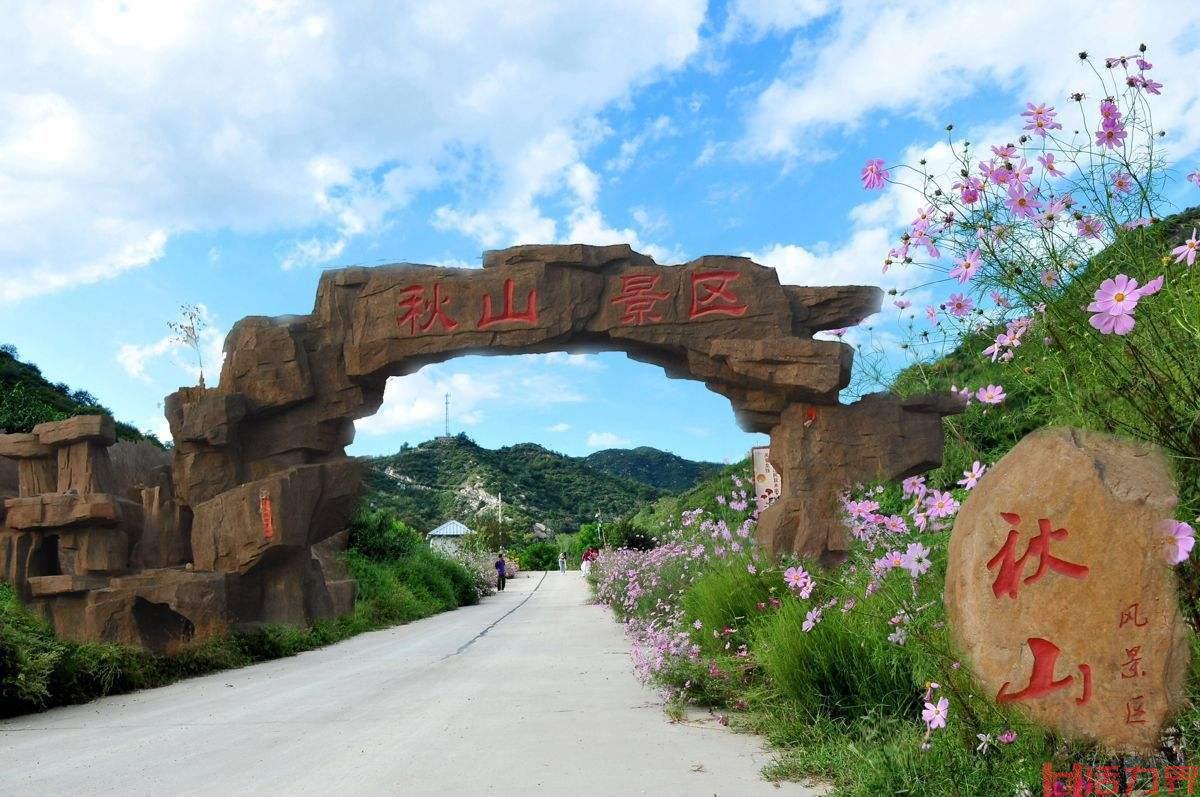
[755,593,921,722]
[348,508,424,560]
[681,559,774,656]
[516,541,559,571]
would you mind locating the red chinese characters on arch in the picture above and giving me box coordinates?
[689,271,748,319]
[609,269,753,326]
[611,274,671,325]
[479,278,538,330]
[397,283,459,334]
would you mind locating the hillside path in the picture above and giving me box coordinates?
[0,571,822,796]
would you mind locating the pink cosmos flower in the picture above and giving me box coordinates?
[947,293,974,317]
[1188,170,1200,187]
[953,176,982,204]
[1076,216,1104,239]
[1005,185,1043,219]
[902,475,927,498]
[1037,152,1063,177]
[1125,217,1152,230]
[884,550,906,569]
[1023,104,1062,137]
[828,328,847,338]
[977,384,1006,405]
[861,158,889,190]
[901,542,931,577]
[922,697,950,730]
[1111,171,1134,193]
[1040,268,1059,287]
[1142,77,1163,95]
[958,461,987,490]
[990,290,1012,309]
[1099,99,1122,127]
[925,490,959,519]
[925,306,938,324]
[1167,520,1195,565]
[949,248,981,283]
[1096,126,1127,149]
[1087,274,1163,335]
[998,730,1017,744]
[950,384,971,406]
[991,144,1017,159]
[894,299,912,310]
[1171,228,1199,266]
[802,608,822,632]
[1138,58,1153,71]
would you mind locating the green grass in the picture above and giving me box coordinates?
[0,545,481,718]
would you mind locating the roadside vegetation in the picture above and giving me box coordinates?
[590,46,1200,794]
[0,506,486,718]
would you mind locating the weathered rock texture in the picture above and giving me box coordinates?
[1,244,958,650]
[946,427,1191,753]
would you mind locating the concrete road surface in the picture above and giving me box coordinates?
[0,571,823,796]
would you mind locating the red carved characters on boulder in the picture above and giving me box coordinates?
[998,637,1092,706]
[397,283,459,334]
[689,271,749,319]
[987,512,1089,600]
[479,278,538,330]
[611,274,671,325]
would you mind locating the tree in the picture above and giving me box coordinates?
[168,304,208,387]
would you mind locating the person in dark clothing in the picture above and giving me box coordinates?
[495,554,506,591]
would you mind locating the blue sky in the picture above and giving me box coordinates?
[4,1,1200,463]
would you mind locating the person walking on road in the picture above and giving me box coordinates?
[558,551,567,574]
[495,553,507,591]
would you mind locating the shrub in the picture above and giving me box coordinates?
[348,508,424,561]
[516,541,559,571]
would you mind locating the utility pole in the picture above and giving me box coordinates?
[596,511,603,547]
[444,392,450,437]
[498,492,504,549]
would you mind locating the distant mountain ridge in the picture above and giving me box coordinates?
[583,446,723,493]
[363,435,718,535]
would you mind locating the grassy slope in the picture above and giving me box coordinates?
[365,435,666,533]
[583,447,723,493]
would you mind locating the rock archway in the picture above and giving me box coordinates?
[166,244,959,628]
[1,244,960,647]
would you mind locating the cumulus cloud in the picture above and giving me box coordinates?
[737,1,1200,163]
[356,358,589,437]
[605,114,674,173]
[1,1,705,301]
[548,422,571,433]
[586,431,632,448]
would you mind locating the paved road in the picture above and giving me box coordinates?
[0,571,820,796]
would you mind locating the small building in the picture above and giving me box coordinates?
[428,519,473,553]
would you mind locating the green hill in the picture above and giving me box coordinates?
[364,434,679,535]
[583,446,722,492]
[0,344,162,445]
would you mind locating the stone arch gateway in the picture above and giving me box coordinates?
[1,244,960,649]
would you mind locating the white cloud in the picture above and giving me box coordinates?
[605,114,674,173]
[1,1,706,300]
[548,423,571,433]
[586,431,632,448]
[720,0,831,42]
[356,369,500,435]
[737,1,1200,163]
[356,357,590,437]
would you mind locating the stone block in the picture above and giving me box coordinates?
[0,433,54,459]
[58,527,129,574]
[27,574,111,596]
[57,441,115,493]
[17,458,57,497]
[34,415,116,447]
[5,493,122,529]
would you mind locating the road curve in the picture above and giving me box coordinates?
[0,571,820,796]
